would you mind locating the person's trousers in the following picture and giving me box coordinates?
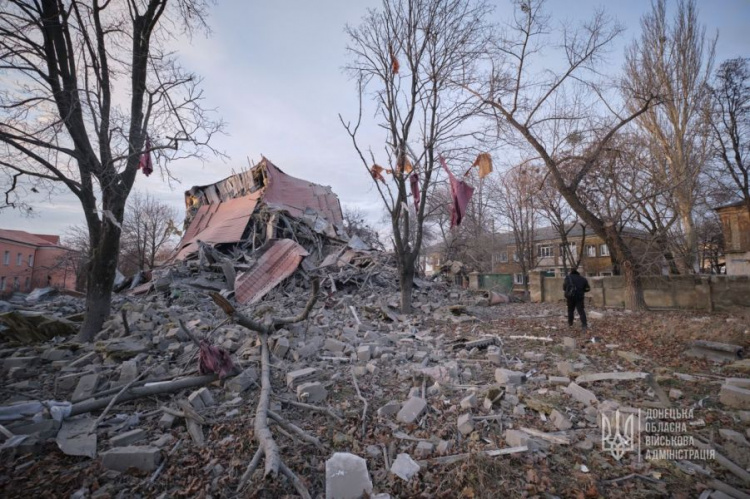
[567,297,587,327]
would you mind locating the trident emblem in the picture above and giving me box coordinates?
[601,409,638,460]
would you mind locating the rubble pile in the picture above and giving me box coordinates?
[0,161,748,497]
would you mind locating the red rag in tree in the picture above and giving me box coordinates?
[438,155,474,228]
[410,172,420,212]
[138,136,153,177]
[198,340,236,378]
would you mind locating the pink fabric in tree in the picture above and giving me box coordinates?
[410,172,420,212]
[138,136,153,177]
[439,155,474,228]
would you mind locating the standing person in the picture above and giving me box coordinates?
[563,269,591,332]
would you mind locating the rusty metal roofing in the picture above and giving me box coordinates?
[234,239,309,304]
[174,192,262,260]
[261,159,343,226]
[183,157,343,228]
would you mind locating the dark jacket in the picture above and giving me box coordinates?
[563,272,590,300]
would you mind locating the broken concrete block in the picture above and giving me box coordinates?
[297,382,328,403]
[557,361,573,376]
[495,368,525,386]
[110,429,146,447]
[68,351,97,368]
[11,418,61,440]
[390,453,420,481]
[588,311,604,320]
[720,384,750,409]
[117,359,139,387]
[550,409,573,430]
[72,373,100,402]
[286,367,318,390]
[158,413,176,430]
[564,382,598,406]
[100,445,162,472]
[412,351,428,363]
[3,356,40,370]
[504,429,529,447]
[377,401,401,418]
[460,393,477,410]
[396,397,427,424]
[325,452,373,499]
[42,348,71,362]
[325,338,346,353]
[196,387,215,407]
[487,347,502,365]
[188,390,206,410]
[273,337,290,359]
[563,337,577,349]
[356,346,371,362]
[56,417,96,458]
[513,404,526,416]
[719,428,749,447]
[457,413,474,436]
[225,367,258,393]
[415,441,434,458]
[669,389,683,400]
[726,378,750,389]
[408,386,421,398]
[436,439,453,455]
[549,376,570,385]
[152,434,175,449]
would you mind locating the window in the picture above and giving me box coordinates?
[500,251,508,263]
[560,242,576,258]
[24,277,30,290]
[513,252,519,262]
[599,244,610,257]
[28,254,34,267]
[0,277,5,290]
[538,244,553,258]
[16,252,22,266]
[586,245,596,257]
[12,277,19,290]
[3,251,8,265]
[514,273,525,285]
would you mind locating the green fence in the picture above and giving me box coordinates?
[477,273,513,293]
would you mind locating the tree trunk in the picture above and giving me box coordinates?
[679,210,699,274]
[78,222,121,342]
[400,265,414,314]
[622,259,647,310]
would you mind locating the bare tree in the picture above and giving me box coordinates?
[708,57,750,216]
[0,1,223,341]
[464,0,659,309]
[536,175,584,273]
[120,192,180,274]
[341,0,490,312]
[493,167,539,296]
[623,0,716,273]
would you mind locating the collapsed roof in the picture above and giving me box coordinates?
[174,157,343,260]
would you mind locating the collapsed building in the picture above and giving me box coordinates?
[174,157,344,261]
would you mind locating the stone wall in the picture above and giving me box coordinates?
[534,272,750,311]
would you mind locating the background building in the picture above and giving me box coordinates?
[0,229,78,296]
[715,201,750,275]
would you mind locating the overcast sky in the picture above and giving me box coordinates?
[2,0,749,237]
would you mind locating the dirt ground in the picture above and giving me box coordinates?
[1,302,749,499]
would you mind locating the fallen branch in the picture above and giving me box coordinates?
[706,478,750,499]
[274,397,344,423]
[693,439,750,485]
[90,365,155,432]
[69,374,218,417]
[508,334,553,342]
[351,368,368,439]
[418,446,528,466]
[268,410,323,449]
[212,278,319,497]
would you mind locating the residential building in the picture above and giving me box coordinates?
[491,225,663,291]
[715,201,750,275]
[0,229,78,296]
